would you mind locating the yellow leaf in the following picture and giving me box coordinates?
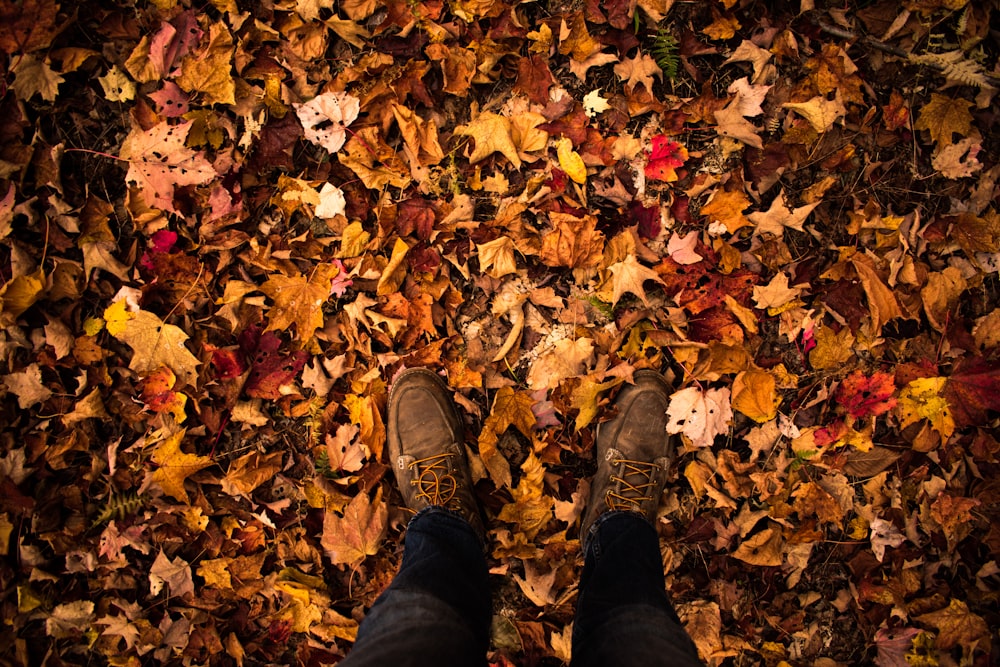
[895,377,954,441]
[914,93,973,149]
[221,451,284,496]
[338,221,371,258]
[732,526,784,566]
[107,309,200,387]
[731,370,781,423]
[497,452,552,541]
[556,137,586,184]
[571,376,623,431]
[808,325,854,370]
[700,189,752,234]
[376,237,410,296]
[453,111,522,168]
[175,22,236,106]
[147,430,213,503]
[0,269,45,318]
[604,254,664,307]
[782,95,847,133]
[702,14,741,40]
[477,387,536,489]
[197,558,233,590]
[915,599,989,651]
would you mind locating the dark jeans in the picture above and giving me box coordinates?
[340,508,703,666]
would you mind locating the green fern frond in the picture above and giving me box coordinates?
[651,29,679,81]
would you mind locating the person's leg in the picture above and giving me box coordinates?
[573,371,703,666]
[339,507,491,667]
[570,511,702,667]
[340,367,489,666]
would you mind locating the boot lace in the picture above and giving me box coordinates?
[606,458,660,512]
[408,453,459,507]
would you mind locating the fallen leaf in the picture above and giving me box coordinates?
[321,488,387,567]
[149,549,195,598]
[145,430,213,503]
[295,92,360,153]
[454,111,522,168]
[666,386,733,448]
[105,307,201,387]
[915,599,989,650]
[732,526,784,566]
[478,387,536,489]
[119,120,216,214]
[731,369,781,423]
[895,377,954,442]
[604,254,664,306]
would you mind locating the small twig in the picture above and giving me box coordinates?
[816,21,1000,86]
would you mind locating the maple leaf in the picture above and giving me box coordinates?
[261,263,341,341]
[105,304,201,387]
[174,22,235,105]
[732,526,783,566]
[324,423,368,474]
[294,91,360,153]
[713,97,763,148]
[119,120,216,214]
[644,135,688,182]
[240,327,309,400]
[782,95,847,133]
[752,272,802,310]
[539,212,605,268]
[2,362,52,409]
[605,254,664,307]
[666,386,733,448]
[321,488,387,567]
[526,336,595,390]
[895,377,954,442]
[221,450,284,496]
[0,0,59,54]
[747,190,819,237]
[915,599,990,650]
[835,370,897,419]
[478,387,536,489]
[144,429,213,503]
[454,111,522,168]
[614,53,662,92]
[723,39,773,82]
[477,236,518,278]
[149,549,195,598]
[10,53,63,102]
[942,356,1000,428]
[914,93,973,149]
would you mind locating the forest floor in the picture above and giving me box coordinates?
[1,0,999,665]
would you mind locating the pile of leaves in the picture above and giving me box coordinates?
[1,0,999,664]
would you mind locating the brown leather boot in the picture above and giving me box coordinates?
[386,368,485,540]
[580,370,677,540]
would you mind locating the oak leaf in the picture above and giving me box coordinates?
[321,488,387,567]
[119,121,216,214]
[145,430,213,503]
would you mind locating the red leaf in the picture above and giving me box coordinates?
[943,356,1000,428]
[644,135,688,182]
[836,370,897,419]
[514,55,554,105]
[239,326,308,399]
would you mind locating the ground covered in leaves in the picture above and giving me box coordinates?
[1,0,999,664]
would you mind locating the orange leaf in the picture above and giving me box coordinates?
[146,430,212,504]
[321,488,387,567]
